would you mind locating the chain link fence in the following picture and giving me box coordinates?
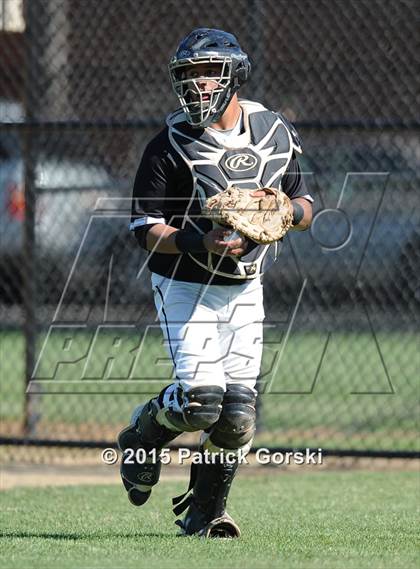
[1,0,419,461]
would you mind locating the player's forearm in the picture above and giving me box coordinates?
[145,224,181,253]
[290,198,312,231]
[145,224,208,254]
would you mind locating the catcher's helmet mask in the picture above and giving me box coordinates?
[169,28,251,128]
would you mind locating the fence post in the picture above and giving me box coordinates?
[22,0,41,436]
[247,0,265,104]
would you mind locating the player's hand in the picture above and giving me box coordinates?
[203,228,248,256]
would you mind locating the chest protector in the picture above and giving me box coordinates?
[167,99,302,280]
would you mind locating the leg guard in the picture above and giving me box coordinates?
[156,384,225,432]
[172,449,241,538]
[206,384,256,450]
[118,399,180,507]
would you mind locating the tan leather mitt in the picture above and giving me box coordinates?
[202,186,293,244]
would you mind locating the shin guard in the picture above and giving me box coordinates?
[172,448,241,538]
[118,400,180,506]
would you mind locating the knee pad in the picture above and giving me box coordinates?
[208,384,256,449]
[165,385,224,432]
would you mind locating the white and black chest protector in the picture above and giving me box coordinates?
[167,100,302,280]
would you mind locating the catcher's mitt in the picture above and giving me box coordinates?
[202,186,293,244]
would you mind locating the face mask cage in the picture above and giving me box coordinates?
[169,55,233,127]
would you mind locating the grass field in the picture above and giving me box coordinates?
[1,471,419,569]
[1,329,419,450]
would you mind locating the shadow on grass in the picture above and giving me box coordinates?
[0,531,172,540]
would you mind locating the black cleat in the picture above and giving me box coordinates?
[175,500,241,538]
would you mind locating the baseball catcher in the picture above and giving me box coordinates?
[119,27,313,538]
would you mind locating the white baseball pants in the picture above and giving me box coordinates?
[151,272,265,396]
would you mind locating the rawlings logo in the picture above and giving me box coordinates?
[138,472,153,483]
[225,154,258,172]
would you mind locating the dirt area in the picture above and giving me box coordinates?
[1,450,418,490]
[1,463,121,489]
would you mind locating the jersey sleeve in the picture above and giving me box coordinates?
[281,152,314,203]
[130,129,176,247]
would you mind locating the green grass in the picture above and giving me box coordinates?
[1,471,419,569]
[1,329,419,450]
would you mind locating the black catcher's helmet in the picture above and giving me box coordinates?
[169,28,251,128]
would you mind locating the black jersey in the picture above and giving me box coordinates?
[130,100,313,285]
